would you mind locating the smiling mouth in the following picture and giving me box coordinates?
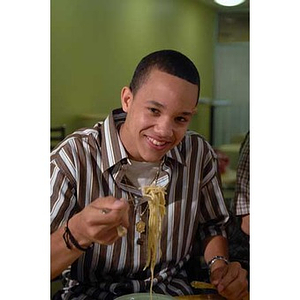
[147,136,168,147]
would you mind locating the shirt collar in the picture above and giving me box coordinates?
[165,143,186,166]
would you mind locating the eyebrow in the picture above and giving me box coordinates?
[146,100,194,116]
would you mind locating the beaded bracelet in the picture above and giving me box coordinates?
[63,220,91,252]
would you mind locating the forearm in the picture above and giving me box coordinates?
[51,225,83,280]
[204,235,248,298]
[241,214,250,235]
[51,197,129,279]
[203,235,229,273]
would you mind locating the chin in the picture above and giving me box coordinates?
[135,144,169,162]
[142,153,165,163]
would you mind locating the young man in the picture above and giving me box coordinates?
[51,50,248,299]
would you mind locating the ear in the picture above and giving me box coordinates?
[121,87,133,112]
[191,107,198,115]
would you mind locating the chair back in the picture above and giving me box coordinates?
[51,125,66,151]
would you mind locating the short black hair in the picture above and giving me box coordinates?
[129,50,200,102]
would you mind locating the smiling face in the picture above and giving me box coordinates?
[119,69,199,162]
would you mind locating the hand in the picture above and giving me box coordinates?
[68,196,130,247]
[210,261,248,300]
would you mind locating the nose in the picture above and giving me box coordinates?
[154,117,173,138]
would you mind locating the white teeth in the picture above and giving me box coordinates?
[148,137,166,146]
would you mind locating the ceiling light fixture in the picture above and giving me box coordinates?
[214,0,246,7]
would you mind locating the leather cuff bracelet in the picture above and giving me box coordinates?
[63,220,92,252]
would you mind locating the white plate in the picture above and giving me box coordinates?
[115,293,174,300]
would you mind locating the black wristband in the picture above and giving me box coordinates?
[63,220,91,252]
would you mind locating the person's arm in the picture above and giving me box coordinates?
[203,235,228,269]
[51,222,84,279]
[241,214,250,235]
[203,235,248,300]
[235,133,250,235]
[51,197,129,280]
[200,145,248,299]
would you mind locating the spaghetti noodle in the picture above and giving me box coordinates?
[141,185,166,298]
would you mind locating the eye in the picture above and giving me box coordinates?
[176,116,189,123]
[148,107,160,115]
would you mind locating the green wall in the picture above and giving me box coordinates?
[51,0,216,139]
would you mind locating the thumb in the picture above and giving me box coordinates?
[111,198,129,211]
[111,198,130,228]
[210,267,225,286]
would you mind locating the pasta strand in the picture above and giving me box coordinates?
[142,185,166,299]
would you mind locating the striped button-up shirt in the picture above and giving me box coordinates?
[51,108,229,299]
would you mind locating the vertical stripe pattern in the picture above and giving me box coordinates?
[51,108,229,299]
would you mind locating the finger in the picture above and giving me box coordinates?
[88,197,118,220]
[111,198,129,211]
[97,207,121,226]
[210,266,228,286]
[217,262,240,291]
[90,197,129,216]
[100,201,127,218]
[106,200,129,237]
[99,203,129,229]
[239,290,249,300]
[96,226,120,245]
[72,199,126,243]
[97,210,127,237]
[219,280,248,300]
[96,198,128,216]
[218,267,248,299]
[102,198,130,226]
[91,196,118,209]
